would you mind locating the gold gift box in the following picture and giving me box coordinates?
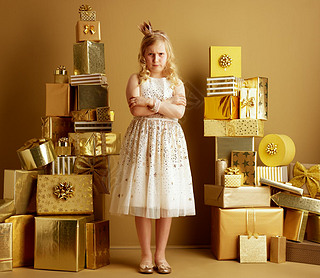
[283,208,308,242]
[0,199,15,223]
[86,220,110,269]
[46,83,72,116]
[73,41,105,75]
[17,139,57,170]
[49,156,77,175]
[96,106,114,122]
[76,21,101,42]
[204,119,264,137]
[41,116,73,146]
[0,223,12,272]
[223,174,242,187]
[204,184,270,208]
[79,11,96,21]
[239,235,267,263]
[4,215,34,267]
[204,95,239,120]
[211,207,283,260]
[36,174,93,215]
[69,132,121,156]
[34,215,94,272]
[271,192,320,214]
[75,84,109,110]
[71,109,97,122]
[306,214,320,243]
[256,166,288,186]
[239,88,257,119]
[270,236,286,263]
[3,170,39,214]
[231,151,257,186]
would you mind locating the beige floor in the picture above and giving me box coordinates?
[1,248,319,278]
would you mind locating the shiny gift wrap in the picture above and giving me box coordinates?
[0,223,12,272]
[34,215,94,271]
[96,106,113,122]
[211,207,283,260]
[71,109,97,122]
[86,220,110,269]
[17,138,56,170]
[37,175,93,215]
[283,209,308,242]
[54,65,68,84]
[76,21,101,42]
[204,95,239,120]
[46,83,71,116]
[73,41,105,75]
[260,178,303,195]
[68,132,121,156]
[49,156,77,175]
[79,5,96,21]
[286,240,320,265]
[306,214,320,243]
[3,170,39,214]
[0,199,15,222]
[239,235,267,263]
[270,236,286,263]
[256,166,288,186]
[231,151,257,186]
[215,159,228,185]
[239,88,257,119]
[4,215,34,267]
[75,84,109,110]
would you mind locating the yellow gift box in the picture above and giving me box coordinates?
[209,46,241,78]
[4,215,34,267]
[68,132,121,156]
[239,88,257,119]
[34,215,94,272]
[231,151,257,186]
[306,214,320,243]
[283,208,308,242]
[76,21,101,42]
[204,95,239,120]
[0,223,12,272]
[36,174,93,215]
[46,83,71,117]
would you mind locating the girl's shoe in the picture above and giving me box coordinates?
[139,262,154,274]
[154,261,171,274]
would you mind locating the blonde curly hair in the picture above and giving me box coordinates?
[138,22,180,88]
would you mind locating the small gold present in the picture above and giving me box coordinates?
[55,137,72,156]
[239,88,257,119]
[223,167,242,187]
[76,21,101,42]
[71,109,97,122]
[0,223,12,272]
[53,65,68,84]
[270,236,286,263]
[96,106,114,122]
[79,5,96,21]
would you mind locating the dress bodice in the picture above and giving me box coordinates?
[140,77,174,101]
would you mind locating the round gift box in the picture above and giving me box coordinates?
[258,134,295,166]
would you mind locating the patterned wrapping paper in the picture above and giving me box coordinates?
[239,88,257,119]
[36,175,93,215]
[76,21,101,42]
[71,109,97,122]
[73,41,105,75]
[0,199,15,223]
[286,240,320,265]
[231,151,257,186]
[256,166,288,185]
[223,174,242,187]
[283,209,308,242]
[49,156,77,175]
[245,77,268,120]
[239,235,267,263]
[0,223,12,272]
[70,74,107,86]
[306,214,320,243]
[74,121,112,133]
[68,132,121,156]
[75,84,109,110]
[45,83,71,116]
[86,220,110,269]
[4,215,34,267]
[34,215,94,271]
[270,236,286,263]
[206,76,241,96]
[3,170,39,214]
[204,95,239,120]
[96,106,113,122]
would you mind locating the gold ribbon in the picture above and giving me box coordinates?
[83,25,96,34]
[265,142,278,155]
[240,95,255,118]
[219,54,232,70]
[74,156,109,194]
[224,166,241,175]
[289,161,320,198]
[246,209,259,239]
[53,182,74,200]
[17,138,47,152]
[79,4,92,11]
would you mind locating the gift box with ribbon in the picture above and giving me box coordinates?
[239,88,257,119]
[46,83,72,117]
[74,84,109,110]
[223,167,242,187]
[283,208,308,242]
[55,137,72,156]
[36,174,93,215]
[54,65,68,84]
[71,109,97,122]
[0,223,12,272]
[231,151,257,186]
[76,21,101,42]
[79,4,96,21]
[204,95,239,120]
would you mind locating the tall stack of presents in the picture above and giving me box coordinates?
[0,6,320,273]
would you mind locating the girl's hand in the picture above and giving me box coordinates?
[128,96,152,109]
[167,95,186,106]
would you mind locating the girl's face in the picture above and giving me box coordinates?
[144,40,168,77]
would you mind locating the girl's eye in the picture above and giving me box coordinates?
[148,53,154,56]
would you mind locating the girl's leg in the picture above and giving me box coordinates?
[135,216,153,263]
[154,217,172,264]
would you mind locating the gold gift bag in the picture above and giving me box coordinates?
[0,223,12,272]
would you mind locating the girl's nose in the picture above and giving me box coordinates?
[154,54,159,62]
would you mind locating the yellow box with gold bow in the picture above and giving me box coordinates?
[36,175,93,215]
[239,88,257,119]
[76,21,101,42]
[204,95,239,120]
[209,46,241,78]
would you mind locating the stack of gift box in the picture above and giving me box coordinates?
[204,46,320,264]
[0,5,120,272]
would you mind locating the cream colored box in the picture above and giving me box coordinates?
[239,88,257,119]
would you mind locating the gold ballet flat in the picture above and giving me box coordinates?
[139,262,154,274]
[154,261,172,274]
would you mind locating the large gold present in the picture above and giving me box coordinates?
[4,215,34,267]
[0,223,12,272]
[46,83,71,116]
[68,132,121,156]
[86,220,110,269]
[306,214,320,243]
[36,175,93,215]
[34,215,94,272]
[74,84,109,110]
[0,199,15,222]
[204,184,270,208]
[71,109,97,122]
[209,46,241,78]
[76,21,101,42]
[73,41,105,75]
[211,207,283,260]
[204,95,239,120]
[283,208,308,242]
[231,151,257,186]
[3,170,39,214]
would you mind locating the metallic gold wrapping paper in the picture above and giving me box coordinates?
[68,132,121,156]
[76,21,101,42]
[71,109,97,122]
[270,236,286,263]
[75,84,109,110]
[215,159,228,185]
[215,136,254,162]
[256,166,288,186]
[49,156,77,175]
[34,215,94,271]
[204,95,239,120]
[55,146,72,156]
[37,175,93,215]
[283,209,308,242]
[231,151,257,186]
[271,192,320,214]
[260,178,303,195]
[3,170,39,214]
[211,207,283,260]
[286,240,320,265]
[17,139,57,170]
[0,223,12,272]
[239,88,257,119]
[73,41,105,75]
[86,220,110,269]
[239,235,267,263]
[306,214,320,243]
[244,77,268,120]
[46,83,71,116]
[4,215,34,267]
[74,121,112,133]
[204,184,270,208]
[79,11,96,21]
[0,199,15,222]
[96,106,113,122]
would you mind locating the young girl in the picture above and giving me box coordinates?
[110,22,195,274]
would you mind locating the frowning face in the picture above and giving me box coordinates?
[144,40,168,78]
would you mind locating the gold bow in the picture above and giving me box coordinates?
[17,138,47,152]
[54,182,74,200]
[225,166,241,175]
[247,231,259,239]
[289,161,320,198]
[240,96,255,118]
[219,54,232,70]
[83,25,96,34]
[265,142,278,155]
[74,156,109,194]
[79,4,92,11]
[246,209,260,239]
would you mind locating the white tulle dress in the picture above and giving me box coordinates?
[109,77,196,219]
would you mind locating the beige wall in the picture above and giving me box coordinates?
[1,0,319,247]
